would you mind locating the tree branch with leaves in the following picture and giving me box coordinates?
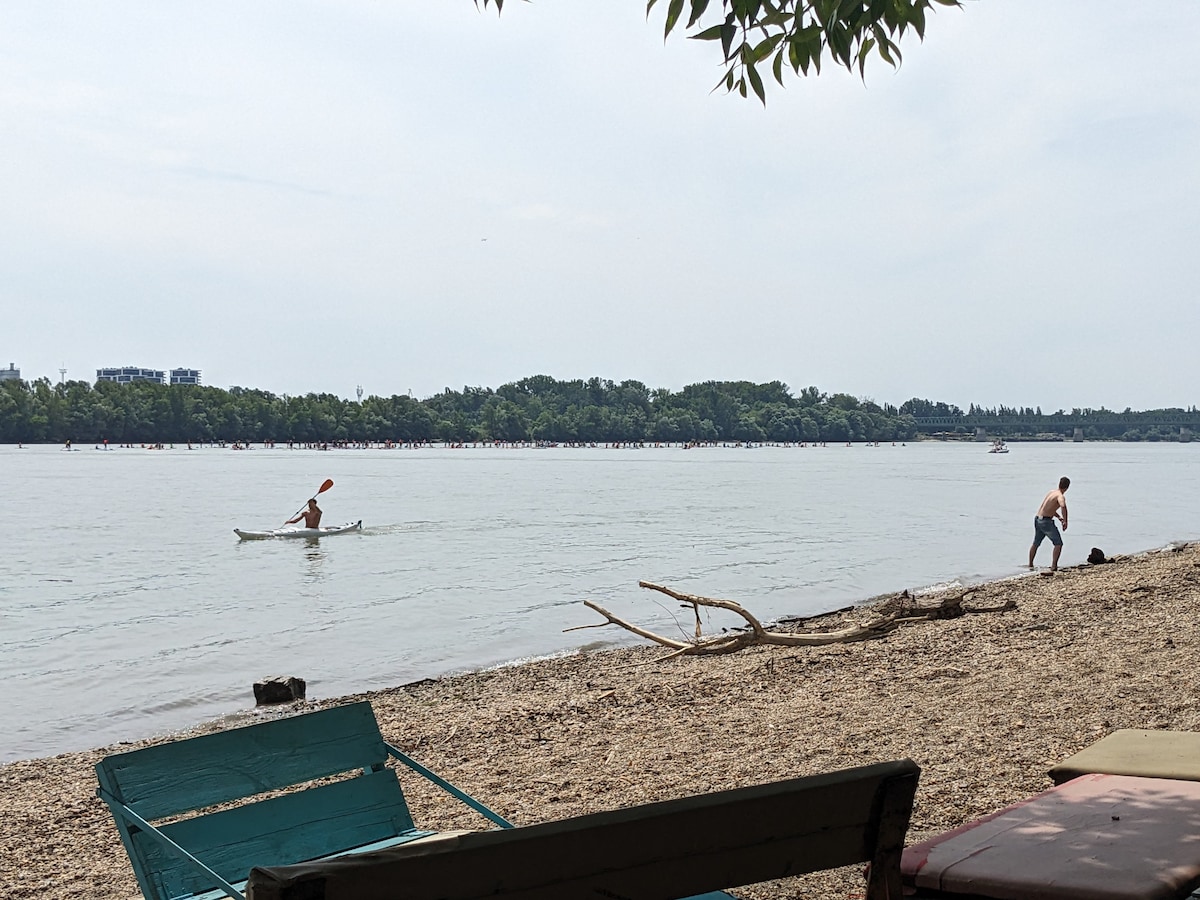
[477,0,963,103]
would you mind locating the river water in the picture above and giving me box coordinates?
[2,440,1197,763]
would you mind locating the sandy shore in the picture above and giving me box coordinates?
[4,544,1200,899]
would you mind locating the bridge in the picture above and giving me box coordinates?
[912,412,1200,439]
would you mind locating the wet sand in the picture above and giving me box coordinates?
[4,543,1199,899]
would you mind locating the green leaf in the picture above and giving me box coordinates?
[844,1,868,31]
[664,0,686,38]
[911,2,926,38]
[690,23,726,41]
[857,36,875,78]
[759,7,789,28]
[752,34,781,62]
[827,24,850,67]
[747,60,766,104]
[876,34,896,66]
[772,47,785,84]
[720,17,737,59]
[813,0,835,29]
[687,0,711,28]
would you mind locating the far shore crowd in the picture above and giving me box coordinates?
[25,437,913,451]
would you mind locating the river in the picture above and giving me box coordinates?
[2,440,1196,763]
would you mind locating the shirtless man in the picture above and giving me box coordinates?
[1029,476,1069,572]
[286,499,322,529]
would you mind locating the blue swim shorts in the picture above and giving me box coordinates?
[1032,516,1062,548]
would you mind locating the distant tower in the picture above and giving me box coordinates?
[59,365,67,385]
[356,384,363,403]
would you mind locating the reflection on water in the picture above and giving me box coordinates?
[1,441,1198,762]
[303,543,326,580]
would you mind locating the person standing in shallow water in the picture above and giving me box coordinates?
[1029,476,1070,572]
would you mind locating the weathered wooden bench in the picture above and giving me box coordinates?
[95,701,513,900]
[244,758,921,900]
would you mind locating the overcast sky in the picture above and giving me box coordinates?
[2,2,1197,411]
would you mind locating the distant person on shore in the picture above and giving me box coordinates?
[286,499,322,529]
[1029,477,1070,572]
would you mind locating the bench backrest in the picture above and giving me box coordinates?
[246,758,921,900]
[97,702,416,900]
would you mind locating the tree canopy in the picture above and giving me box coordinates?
[3,376,1191,444]
[478,0,962,102]
[0,375,918,445]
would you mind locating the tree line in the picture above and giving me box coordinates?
[0,376,921,445]
[884,398,1198,441]
[2,376,1193,444]
[954,404,1200,442]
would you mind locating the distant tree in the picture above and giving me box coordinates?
[899,397,962,418]
[828,392,860,412]
[796,385,825,408]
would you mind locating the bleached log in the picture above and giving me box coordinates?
[568,583,1014,658]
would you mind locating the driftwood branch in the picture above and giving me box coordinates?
[568,582,1016,658]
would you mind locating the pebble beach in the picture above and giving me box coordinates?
[4,543,1199,899]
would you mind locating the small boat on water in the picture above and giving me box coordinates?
[234,520,363,540]
[989,439,1009,454]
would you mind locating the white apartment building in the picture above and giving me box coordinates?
[169,368,202,385]
[97,366,166,384]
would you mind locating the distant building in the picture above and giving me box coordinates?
[169,368,202,386]
[97,366,165,385]
[0,363,20,382]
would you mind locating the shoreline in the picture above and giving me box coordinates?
[4,540,1200,898]
[1,545,1085,768]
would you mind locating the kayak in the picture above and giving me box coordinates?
[234,520,363,541]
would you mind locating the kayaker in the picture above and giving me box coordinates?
[286,499,322,529]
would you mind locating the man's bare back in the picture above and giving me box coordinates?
[1037,489,1068,523]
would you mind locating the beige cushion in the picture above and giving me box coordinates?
[1049,729,1200,785]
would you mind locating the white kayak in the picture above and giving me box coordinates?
[234,520,363,540]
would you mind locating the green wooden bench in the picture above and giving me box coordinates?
[244,758,921,900]
[95,701,513,900]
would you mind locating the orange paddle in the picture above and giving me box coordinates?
[284,479,334,525]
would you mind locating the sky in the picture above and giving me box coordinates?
[2,2,1198,412]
